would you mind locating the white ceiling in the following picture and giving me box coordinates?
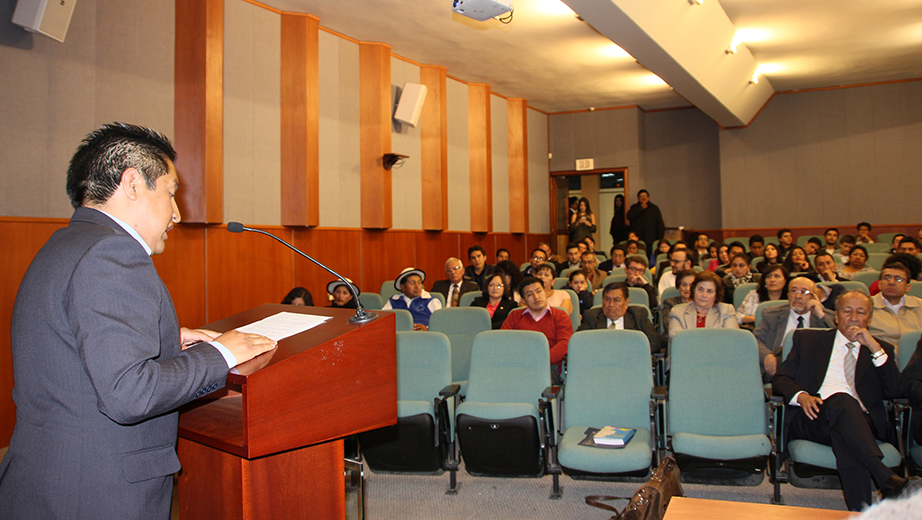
[261,0,922,121]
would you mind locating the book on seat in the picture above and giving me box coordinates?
[577,426,636,448]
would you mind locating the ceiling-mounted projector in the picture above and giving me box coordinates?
[452,0,513,21]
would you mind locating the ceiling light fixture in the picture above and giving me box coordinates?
[725,32,740,54]
[688,0,704,5]
[749,71,759,84]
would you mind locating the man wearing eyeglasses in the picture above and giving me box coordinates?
[624,255,658,309]
[522,248,556,277]
[432,257,480,308]
[868,260,922,347]
[755,277,835,377]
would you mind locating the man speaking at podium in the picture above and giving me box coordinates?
[0,123,277,519]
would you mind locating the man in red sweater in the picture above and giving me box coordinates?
[501,277,573,382]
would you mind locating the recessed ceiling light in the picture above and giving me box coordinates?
[599,43,631,59]
[532,0,574,16]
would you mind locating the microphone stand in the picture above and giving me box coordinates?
[227,223,377,324]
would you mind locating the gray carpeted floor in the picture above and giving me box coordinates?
[360,462,849,520]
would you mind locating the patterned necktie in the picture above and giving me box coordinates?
[451,284,460,307]
[797,316,804,329]
[608,321,616,329]
[844,342,865,411]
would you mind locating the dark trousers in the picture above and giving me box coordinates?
[789,393,885,511]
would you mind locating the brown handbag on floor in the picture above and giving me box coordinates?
[585,456,683,520]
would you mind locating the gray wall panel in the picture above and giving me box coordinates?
[390,58,422,230]
[528,108,550,233]
[491,95,510,233]
[446,78,470,232]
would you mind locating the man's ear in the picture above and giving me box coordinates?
[118,168,143,201]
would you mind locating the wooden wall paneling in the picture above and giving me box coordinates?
[361,230,416,295]
[205,226,295,322]
[527,234,554,257]
[468,84,493,233]
[292,228,363,306]
[152,225,208,328]
[494,233,527,265]
[507,98,529,234]
[415,231,460,286]
[174,0,224,224]
[359,43,393,230]
[280,13,320,227]
[459,233,493,263]
[419,65,449,231]
[0,219,68,446]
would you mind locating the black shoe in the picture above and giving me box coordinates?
[880,475,922,500]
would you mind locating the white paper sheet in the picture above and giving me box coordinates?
[234,311,332,342]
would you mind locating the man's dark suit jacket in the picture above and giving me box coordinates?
[900,335,922,444]
[470,295,518,329]
[577,306,665,353]
[431,279,481,306]
[0,208,230,519]
[773,329,902,447]
[754,304,835,366]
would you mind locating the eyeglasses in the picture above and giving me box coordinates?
[789,288,813,296]
[447,265,462,272]
[488,283,504,289]
[882,274,907,283]
[532,256,545,261]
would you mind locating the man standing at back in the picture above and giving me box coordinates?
[0,123,277,519]
[626,189,665,257]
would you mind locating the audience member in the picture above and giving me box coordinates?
[534,264,573,315]
[567,270,593,318]
[823,228,840,255]
[707,243,729,274]
[661,269,696,325]
[501,277,573,383]
[625,239,640,256]
[576,241,588,256]
[658,247,694,299]
[837,245,876,280]
[564,242,582,270]
[715,242,746,278]
[538,241,566,267]
[756,243,781,273]
[496,248,510,263]
[580,250,608,293]
[898,236,920,256]
[655,240,686,279]
[654,239,672,260]
[777,228,795,258]
[327,279,358,309]
[494,260,524,301]
[693,232,710,260]
[578,282,665,353]
[755,277,835,377]
[749,234,765,259]
[888,234,907,254]
[471,273,517,329]
[722,253,760,305]
[838,235,857,263]
[522,248,554,277]
[282,287,313,306]
[570,197,597,245]
[782,246,815,275]
[464,245,494,290]
[804,237,823,255]
[598,245,626,273]
[855,221,875,244]
[626,189,665,252]
[432,257,480,307]
[869,257,922,348]
[609,194,629,245]
[668,270,739,338]
[814,251,843,283]
[737,264,790,327]
[582,236,604,258]
[382,267,442,330]
[624,254,658,308]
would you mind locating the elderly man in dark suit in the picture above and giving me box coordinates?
[757,276,835,377]
[0,124,277,519]
[431,257,481,307]
[578,282,665,353]
[773,291,920,511]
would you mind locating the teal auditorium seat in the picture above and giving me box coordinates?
[819,281,869,298]
[459,291,478,308]
[561,289,581,331]
[359,332,460,493]
[796,235,821,246]
[559,267,579,278]
[558,331,655,487]
[852,270,880,288]
[456,331,562,497]
[899,331,922,372]
[668,329,772,485]
[733,283,758,311]
[875,233,899,248]
[865,253,889,271]
[359,292,384,311]
[864,243,890,254]
[393,309,414,331]
[553,277,569,289]
[592,287,650,310]
[429,307,492,396]
[755,300,787,328]
[380,280,399,301]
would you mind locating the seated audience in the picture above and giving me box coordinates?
[624,254,659,308]
[432,257,481,307]
[501,277,573,383]
[471,273,517,329]
[564,242,582,270]
[382,267,442,330]
[578,282,665,353]
[658,247,695,299]
[534,264,573,315]
[522,248,555,277]
[782,246,815,275]
[756,243,781,274]
[655,240,686,278]
[777,228,795,258]
[706,243,729,274]
[737,264,790,327]
[823,228,840,255]
[693,233,710,263]
[899,236,921,256]
[814,251,842,282]
[496,248,510,263]
[282,287,313,306]
[838,234,857,263]
[598,245,626,273]
[494,260,524,302]
[580,250,608,293]
[855,221,875,244]
[582,236,604,258]
[754,276,835,377]
[668,270,739,339]
[722,253,760,305]
[661,269,696,325]
[716,242,747,278]
[567,270,593,318]
[655,238,672,259]
[804,237,823,255]
[327,279,358,309]
[625,239,640,256]
[749,234,765,259]
[869,256,922,347]
[538,241,566,267]
[464,245,494,290]
[889,234,907,254]
[837,245,877,280]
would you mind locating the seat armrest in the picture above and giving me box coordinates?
[440,384,461,397]
[543,385,562,399]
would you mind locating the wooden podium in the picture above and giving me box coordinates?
[177,305,397,520]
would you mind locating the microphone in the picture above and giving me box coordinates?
[227,222,377,324]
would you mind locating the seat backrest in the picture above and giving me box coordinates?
[755,300,787,327]
[603,274,627,286]
[359,292,384,310]
[562,288,580,331]
[395,331,452,402]
[520,262,531,271]
[781,328,826,361]
[669,328,766,437]
[380,280,400,301]
[459,291,479,308]
[876,232,899,247]
[628,287,649,308]
[899,330,922,372]
[565,330,653,430]
[733,283,759,310]
[559,267,578,278]
[796,235,821,246]
[819,280,869,298]
[553,277,569,289]
[429,307,493,385]
[864,243,890,254]
[662,286,680,301]
[750,256,763,270]
[430,292,446,307]
[393,309,414,331]
[465,330,550,404]
[865,253,889,271]
[852,270,880,288]
[908,284,922,299]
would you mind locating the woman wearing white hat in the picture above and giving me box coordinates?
[327,279,359,309]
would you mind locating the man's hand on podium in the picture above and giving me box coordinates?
[216,329,278,366]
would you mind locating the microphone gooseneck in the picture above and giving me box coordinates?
[226,222,376,324]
